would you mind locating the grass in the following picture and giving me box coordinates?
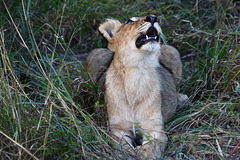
[0,0,240,159]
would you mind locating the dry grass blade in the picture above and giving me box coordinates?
[216,139,223,157]
[0,130,40,160]
[230,142,240,157]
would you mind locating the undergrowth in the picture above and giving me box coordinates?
[0,0,239,159]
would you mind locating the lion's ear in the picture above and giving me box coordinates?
[98,19,122,41]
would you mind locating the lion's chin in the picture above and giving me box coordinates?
[140,41,161,54]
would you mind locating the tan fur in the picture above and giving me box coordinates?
[160,45,182,84]
[86,15,187,158]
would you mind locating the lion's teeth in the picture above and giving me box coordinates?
[146,35,157,40]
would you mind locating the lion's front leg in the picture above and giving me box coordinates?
[109,122,132,145]
[106,81,136,153]
[108,119,138,155]
[136,104,168,158]
[138,121,167,158]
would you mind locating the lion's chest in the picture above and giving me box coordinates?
[106,52,161,109]
[123,67,160,106]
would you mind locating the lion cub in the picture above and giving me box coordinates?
[86,15,185,158]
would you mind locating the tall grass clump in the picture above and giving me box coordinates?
[0,0,239,159]
[0,0,118,159]
[161,1,240,159]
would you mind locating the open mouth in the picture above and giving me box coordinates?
[136,27,160,48]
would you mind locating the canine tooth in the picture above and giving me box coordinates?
[155,36,157,39]
[146,35,149,39]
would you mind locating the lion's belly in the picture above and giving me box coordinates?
[157,65,178,123]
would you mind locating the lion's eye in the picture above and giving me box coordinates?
[126,19,134,24]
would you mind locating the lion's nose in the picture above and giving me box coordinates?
[145,15,157,25]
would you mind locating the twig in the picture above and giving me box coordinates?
[229,142,240,157]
